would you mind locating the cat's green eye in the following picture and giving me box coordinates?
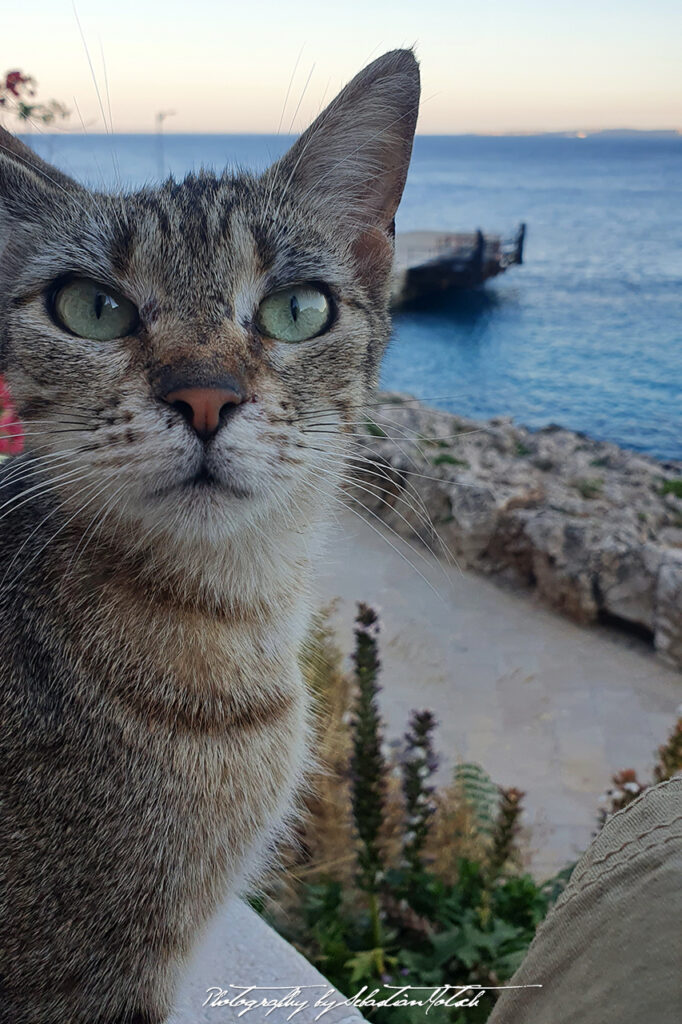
[257,285,332,343]
[53,278,139,341]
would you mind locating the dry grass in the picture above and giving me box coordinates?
[425,783,492,884]
[294,604,356,888]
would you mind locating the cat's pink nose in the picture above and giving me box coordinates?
[164,386,244,440]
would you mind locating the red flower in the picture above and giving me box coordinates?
[4,70,26,96]
[0,375,23,455]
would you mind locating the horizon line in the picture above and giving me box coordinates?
[16,127,682,138]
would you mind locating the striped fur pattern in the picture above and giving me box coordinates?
[0,50,419,1023]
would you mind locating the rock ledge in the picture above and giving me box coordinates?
[348,393,682,670]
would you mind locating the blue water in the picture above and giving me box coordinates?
[23,132,682,459]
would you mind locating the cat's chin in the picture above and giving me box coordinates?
[145,478,260,537]
[149,473,253,502]
[129,494,259,550]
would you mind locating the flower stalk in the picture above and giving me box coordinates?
[349,603,387,958]
[401,709,438,879]
[489,786,524,878]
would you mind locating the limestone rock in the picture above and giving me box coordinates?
[346,392,682,670]
[655,558,682,667]
[596,540,664,631]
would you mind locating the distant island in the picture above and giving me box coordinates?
[564,129,680,139]
[475,129,681,140]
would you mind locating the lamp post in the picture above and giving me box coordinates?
[155,109,176,179]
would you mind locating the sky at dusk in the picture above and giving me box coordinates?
[3,0,681,134]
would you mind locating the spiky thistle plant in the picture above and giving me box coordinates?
[349,603,387,960]
[488,786,525,879]
[654,715,682,783]
[401,709,438,879]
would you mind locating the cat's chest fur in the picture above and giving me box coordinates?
[0,488,310,1020]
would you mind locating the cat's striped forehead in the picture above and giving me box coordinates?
[106,172,354,325]
[127,174,260,258]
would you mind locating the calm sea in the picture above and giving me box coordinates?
[24,132,682,460]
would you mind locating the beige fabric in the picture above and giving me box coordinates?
[488,776,682,1023]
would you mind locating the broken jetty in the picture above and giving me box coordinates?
[391,223,525,307]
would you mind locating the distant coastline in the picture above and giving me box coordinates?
[18,129,682,140]
[469,129,681,140]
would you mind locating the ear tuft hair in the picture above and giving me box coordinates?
[0,126,81,230]
[267,49,420,238]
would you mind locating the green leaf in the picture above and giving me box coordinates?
[493,874,550,929]
[471,917,520,956]
[345,948,382,985]
[493,945,529,978]
[428,926,473,968]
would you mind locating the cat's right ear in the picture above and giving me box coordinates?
[265,49,420,264]
[0,126,79,236]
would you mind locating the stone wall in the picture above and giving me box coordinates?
[347,394,682,670]
[170,897,366,1024]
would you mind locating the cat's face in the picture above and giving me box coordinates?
[0,51,419,549]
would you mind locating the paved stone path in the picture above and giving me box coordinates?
[314,512,681,877]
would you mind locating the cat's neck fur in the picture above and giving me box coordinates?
[40,466,325,651]
[27,452,326,612]
[8,466,322,740]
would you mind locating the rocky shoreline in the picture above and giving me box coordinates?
[347,393,682,670]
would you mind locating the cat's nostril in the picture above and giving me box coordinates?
[218,399,239,421]
[171,399,195,426]
[164,386,244,440]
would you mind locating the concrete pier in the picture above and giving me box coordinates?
[391,223,525,306]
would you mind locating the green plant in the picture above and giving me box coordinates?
[269,612,681,1024]
[432,453,469,468]
[488,788,525,880]
[259,607,571,1023]
[400,710,438,882]
[350,604,388,970]
[574,476,603,499]
[451,763,499,845]
[660,478,682,499]
[0,69,69,126]
[515,442,532,457]
[653,715,682,783]
[366,419,388,438]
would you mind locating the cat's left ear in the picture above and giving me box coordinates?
[266,49,420,255]
[0,127,81,237]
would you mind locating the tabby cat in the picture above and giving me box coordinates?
[0,49,419,1024]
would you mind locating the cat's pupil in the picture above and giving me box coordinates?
[290,294,299,322]
[94,292,104,320]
